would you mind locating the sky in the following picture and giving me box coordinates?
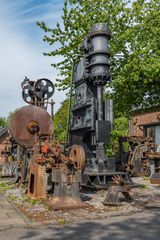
[0,0,66,117]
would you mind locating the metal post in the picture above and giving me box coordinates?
[97,86,103,121]
[65,64,74,147]
[51,99,54,141]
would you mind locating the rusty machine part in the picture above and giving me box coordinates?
[69,145,86,170]
[9,105,53,148]
[1,134,20,179]
[5,78,55,184]
[118,136,154,177]
[144,151,160,184]
[27,136,87,209]
[127,143,150,176]
[11,77,87,209]
[103,175,133,206]
[9,107,88,210]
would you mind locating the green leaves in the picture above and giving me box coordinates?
[106,117,129,156]
[54,99,70,141]
[38,0,160,117]
[0,117,6,128]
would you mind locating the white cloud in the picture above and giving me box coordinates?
[0,4,67,117]
[12,12,61,25]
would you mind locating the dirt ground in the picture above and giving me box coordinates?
[1,177,160,225]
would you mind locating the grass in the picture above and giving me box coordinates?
[22,195,42,205]
[141,184,148,189]
[0,181,14,192]
[57,218,66,225]
[143,176,150,180]
[0,180,41,205]
[8,195,21,201]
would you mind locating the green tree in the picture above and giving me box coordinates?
[37,0,130,92]
[54,99,69,141]
[106,117,129,156]
[113,0,160,115]
[38,0,160,116]
[0,117,6,128]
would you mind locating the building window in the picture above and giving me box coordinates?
[144,125,160,146]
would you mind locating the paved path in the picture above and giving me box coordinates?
[0,193,160,240]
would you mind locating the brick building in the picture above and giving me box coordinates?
[129,107,160,145]
[0,128,9,164]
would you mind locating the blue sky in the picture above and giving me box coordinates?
[0,0,66,117]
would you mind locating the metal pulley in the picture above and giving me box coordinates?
[21,77,35,104]
[35,78,54,100]
[69,145,86,170]
[21,77,54,104]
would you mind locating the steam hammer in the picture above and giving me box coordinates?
[70,23,129,188]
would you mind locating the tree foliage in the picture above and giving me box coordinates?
[106,117,129,156]
[0,117,6,128]
[54,99,69,141]
[37,0,131,91]
[113,0,160,115]
[38,0,160,116]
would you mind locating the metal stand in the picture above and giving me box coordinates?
[103,175,133,206]
[43,169,87,210]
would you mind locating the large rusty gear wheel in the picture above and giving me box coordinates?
[69,145,86,170]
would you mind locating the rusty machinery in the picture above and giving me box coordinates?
[8,24,134,208]
[9,78,86,209]
[69,23,130,188]
[103,175,133,206]
[117,135,160,184]
[1,133,18,178]
[117,136,154,177]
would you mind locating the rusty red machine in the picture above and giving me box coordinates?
[9,77,86,210]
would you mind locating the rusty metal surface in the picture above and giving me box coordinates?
[43,197,87,210]
[26,135,86,208]
[150,173,160,184]
[69,145,86,170]
[119,137,155,177]
[27,157,48,199]
[1,162,17,177]
[103,175,133,206]
[9,105,53,148]
[127,144,150,176]
[43,168,87,210]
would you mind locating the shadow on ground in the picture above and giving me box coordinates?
[17,209,160,240]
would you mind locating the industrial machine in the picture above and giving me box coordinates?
[70,23,130,188]
[117,136,160,183]
[9,77,86,209]
[2,23,137,210]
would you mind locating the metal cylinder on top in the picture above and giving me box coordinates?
[85,23,111,121]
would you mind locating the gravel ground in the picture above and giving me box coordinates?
[1,177,160,225]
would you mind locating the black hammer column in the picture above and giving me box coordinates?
[70,23,114,188]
